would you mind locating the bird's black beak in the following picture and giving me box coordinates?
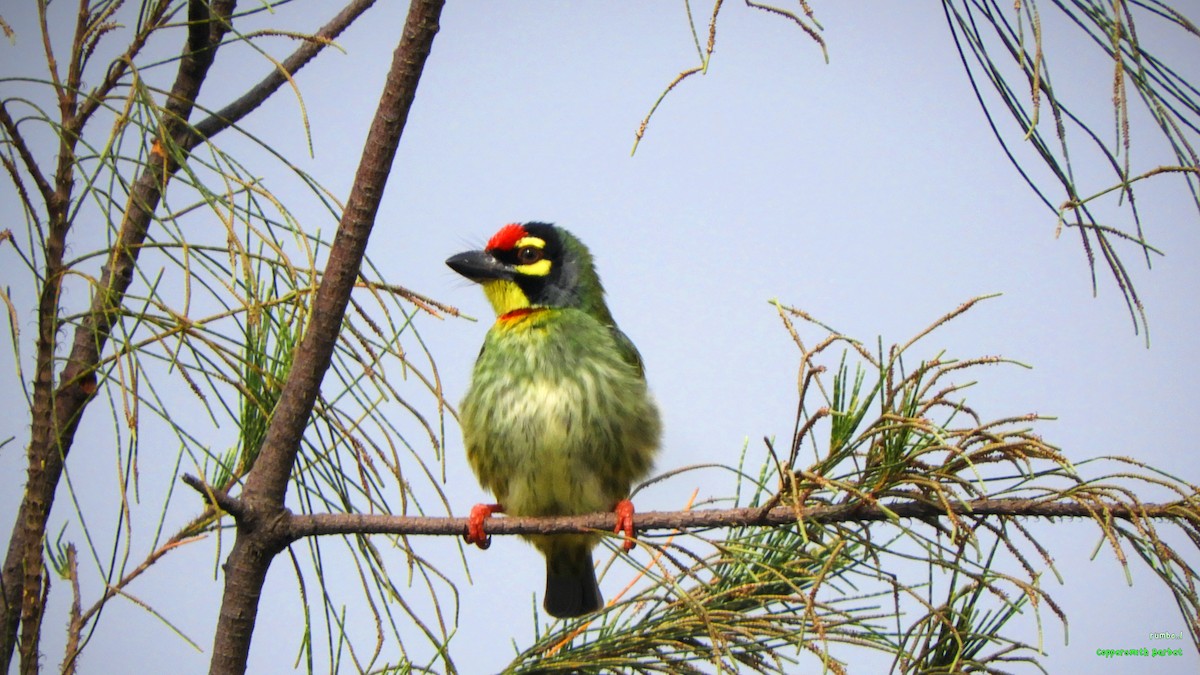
[446,249,514,282]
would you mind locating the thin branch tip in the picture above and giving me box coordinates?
[181,474,245,518]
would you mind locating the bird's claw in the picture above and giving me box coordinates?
[614,499,637,553]
[466,503,503,550]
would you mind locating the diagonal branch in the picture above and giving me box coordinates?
[190,0,376,142]
[0,104,54,206]
[206,2,444,673]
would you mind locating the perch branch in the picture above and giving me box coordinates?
[284,498,1198,539]
[180,473,1196,542]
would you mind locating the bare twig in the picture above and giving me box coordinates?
[61,546,81,675]
[181,475,247,520]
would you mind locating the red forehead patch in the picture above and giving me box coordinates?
[486,223,527,251]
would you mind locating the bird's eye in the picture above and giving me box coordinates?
[516,246,543,264]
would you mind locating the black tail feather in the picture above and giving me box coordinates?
[543,550,603,618]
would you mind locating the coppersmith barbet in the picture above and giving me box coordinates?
[447,222,661,618]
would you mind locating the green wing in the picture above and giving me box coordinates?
[609,325,646,380]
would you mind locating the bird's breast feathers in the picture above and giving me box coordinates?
[461,309,659,516]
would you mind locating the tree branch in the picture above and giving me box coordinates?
[286,498,1200,539]
[181,474,247,520]
[207,2,444,672]
[0,104,54,206]
[181,472,1197,541]
[239,0,438,511]
[190,0,376,142]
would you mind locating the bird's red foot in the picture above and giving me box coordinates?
[466,503,504,550]
[614,499,637,552]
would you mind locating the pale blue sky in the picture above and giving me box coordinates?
[3,2,1198,673]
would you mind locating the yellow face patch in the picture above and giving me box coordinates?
[511,236,552,277]
[478,234,554,316]
[482,279,530,317]
[514,258,551,277]
[514,236,545,250]
[494,234,551,278]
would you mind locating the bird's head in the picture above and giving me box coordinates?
[446,222,613,323]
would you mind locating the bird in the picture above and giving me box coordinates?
[446,222,661,618]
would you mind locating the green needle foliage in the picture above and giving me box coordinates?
[647,1,1199,338]
[502,297,1200,674]
[942,0,1199,338]
[2,4,456,671]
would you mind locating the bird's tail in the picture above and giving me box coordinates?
[543,540,603,618]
